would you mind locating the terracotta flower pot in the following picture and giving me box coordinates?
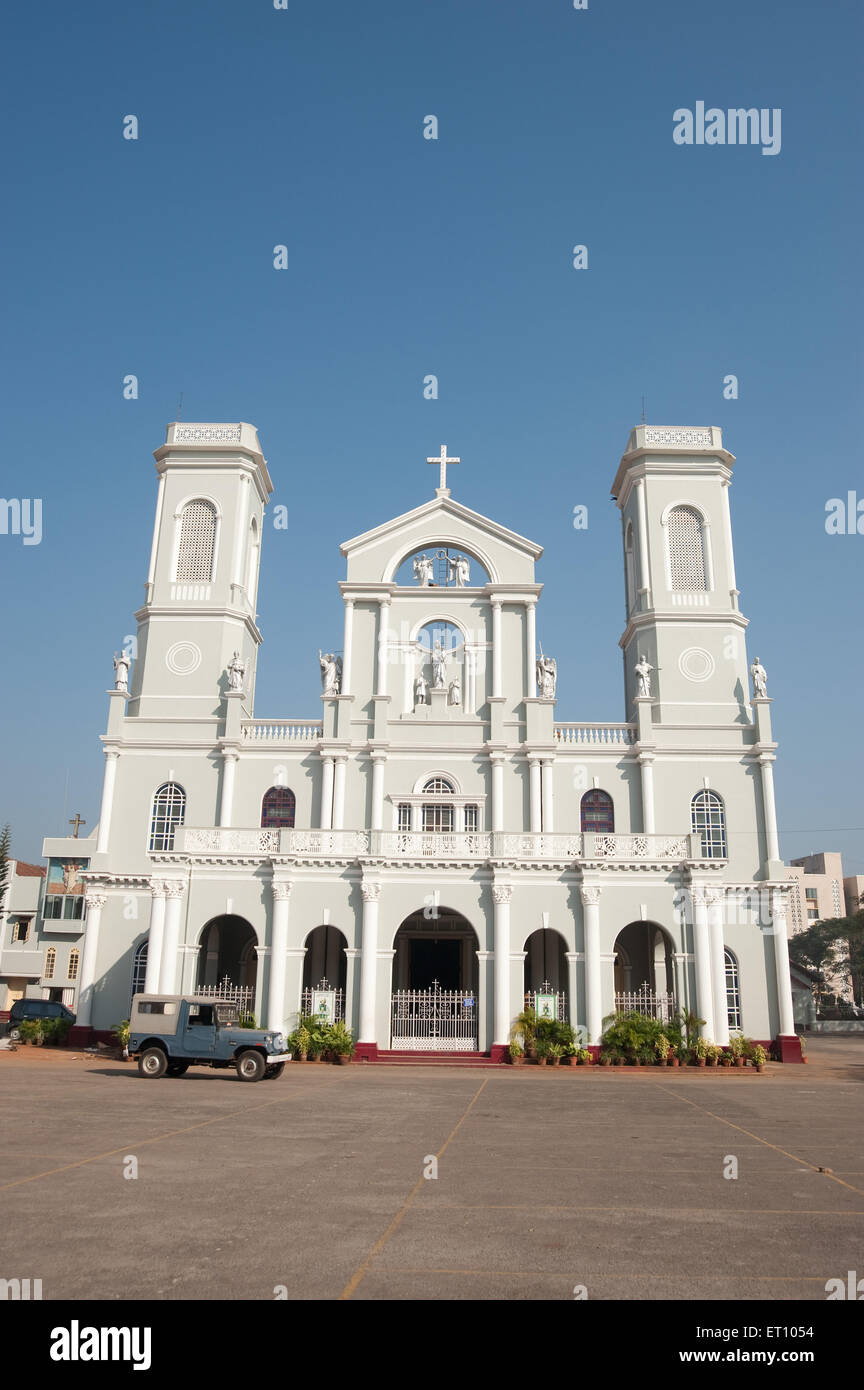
[510,1055,524,1066]
[735,1057,745,1068]
[335,1054,352,1065]
[697,1058,706,1067]
[669,1057,680,1067]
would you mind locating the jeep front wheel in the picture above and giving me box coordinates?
[138,1047,168,1079]
[263,1063,285,1080]
[236,1049,266,1082]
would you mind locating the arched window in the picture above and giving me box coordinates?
[691,789,727,858]
[725,948,742,1031]
[667,505,708,591]
[261,786,296,829]
[149,783,186,852]
[176,500,217,583]
[131,940,148,1002]
[624,521,636,613]
[421,776,454,832]
[581,789,615,834]
[67,949,80,982]
[45,947,56,980]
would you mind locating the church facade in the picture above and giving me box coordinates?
[68,420,799,1059]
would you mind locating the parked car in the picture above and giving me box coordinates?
[128,995,291,1081]
[7,999,76,1040]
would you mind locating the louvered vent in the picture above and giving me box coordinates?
[176,501,216,583]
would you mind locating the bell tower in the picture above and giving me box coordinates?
[611,425,751,726]
[127,423,273,719]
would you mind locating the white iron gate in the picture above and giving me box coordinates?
[195,977,256,1017]
[390,982,478,1051]
[615,985,675,1022]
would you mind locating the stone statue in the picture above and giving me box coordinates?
[414,671,429,705]
[112,650,131,692]
[226,651,246,691]
[536,652,557,699]
[448,676,461,706]
[635,653,654,698]
[432,638,447,690]
[750,657,768,699]
[319,651,342,695]
[448,553,470,587]
[413,553,434,586]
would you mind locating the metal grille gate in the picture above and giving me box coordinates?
[390,982,478,1051]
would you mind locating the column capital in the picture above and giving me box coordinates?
[705,887,724,908]
[580,885,602,906]
[163,879,186,901]
[690,885,709,908]
[370,749,388,764]
[271,880,293,902]
[149,877,168,897]
[492,885,512,905]
[84,891,107,911]
[361,881,381,903]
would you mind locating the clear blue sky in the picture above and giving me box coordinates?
[1,0,862,872]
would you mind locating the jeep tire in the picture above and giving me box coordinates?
[138,1047,168,1078]
[263,1063,285,1080]
[236,1049,266,1082]
[166,1061,190,1076]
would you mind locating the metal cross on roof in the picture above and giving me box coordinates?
[69,813,86,837]
[426,444,460,494]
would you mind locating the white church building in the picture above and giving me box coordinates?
[61,421,800,1060]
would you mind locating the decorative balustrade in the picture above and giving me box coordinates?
[174,827,700,863]
[585,833,694,861]
[554,723,636,746]
[374,831,492,860]
[242,720,322,743]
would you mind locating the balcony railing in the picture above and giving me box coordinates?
[241,720,323,743]
[554,723,636,745]
[175,828,704,863]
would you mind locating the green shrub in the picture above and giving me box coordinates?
[111,1019,131,1048]
[237,1013,258,1029]
[326,1019,355,1057]
[601,1010,666,1060]
[18,1019,44,1044]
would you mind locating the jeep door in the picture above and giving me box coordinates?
[183,1003,217,1056]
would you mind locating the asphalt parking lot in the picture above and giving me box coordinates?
[2,1038,863,1301]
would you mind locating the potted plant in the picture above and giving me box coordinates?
[655,1033,670,1066]
[694,1037,709,1067]
[729,1034,746,1067]
[599,1051,611,1066]
[328,1019,355,1064]
[534,1036,550,1066]
[719,1049,732,1067]
[111,1019,131,1060]
[508,1039,524,1066]
[295,1025,311,1062]
[547,1042,564,1067]
[513,1007,537,1059]
[752,1043,767,1073]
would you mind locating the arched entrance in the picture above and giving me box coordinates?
[613,921,675,1020]
[197,916,258,1011]
[523,928,568,1020]
[391,909,479,1050]
[301,925,348,1022]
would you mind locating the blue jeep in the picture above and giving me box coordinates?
[128,995,291,1082]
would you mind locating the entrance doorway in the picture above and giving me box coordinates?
[391,909,479,1050]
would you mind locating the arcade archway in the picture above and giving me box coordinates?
[197,915,258,997]
[390,908,479,1051]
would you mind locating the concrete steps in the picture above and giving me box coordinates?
[369,1050,500,1067]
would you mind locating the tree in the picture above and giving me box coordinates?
[0,824,10,916]
[787,921,843,1010]
[809,907,864,1010]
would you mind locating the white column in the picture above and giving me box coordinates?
[376,599,390,696]
[491,601,503,698]
[370,753,386,832]
[219,751,238,828]
[771,891,796,1036]
[492,884,512,1045]
[332,756,347,830]
[541,758,554,833]
[76,892,107,1026]
[525,601,537,698]
[358,881,381,1044]
[410,802,422,832]
[146,472,167,595]
[759,756,780,862]
[320,756,334,829]
[96,752,119,855]
[268,881,292,1030]
[159,881,185,994]
[639,754,656,834]
[636,478,651,605]
[565,951,581,1037]
[491,755,504,833]
[342,599,355,696]
[707,889,730,1046]
[529,757,542,833]
[691,888,716,1040]
[143,880,166,994]
[581,886,602,1045]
